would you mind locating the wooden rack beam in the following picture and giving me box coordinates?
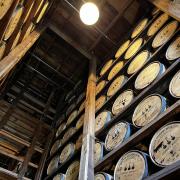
[0,28,43,82]
[0,167,31,180]
[0,129,44,153]
[148,0,180,21]
[79,57,96,180]
[0,147,38,169]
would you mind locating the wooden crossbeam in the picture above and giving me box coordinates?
[0,146,38,169]
[0,129,44,153]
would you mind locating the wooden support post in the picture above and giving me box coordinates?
[79,57,96,180]
[34,130,55,180]
[17,124,42,180]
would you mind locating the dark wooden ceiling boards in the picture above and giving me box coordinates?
[46,0,148,65]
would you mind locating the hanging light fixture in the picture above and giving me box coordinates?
[80,2,99,25]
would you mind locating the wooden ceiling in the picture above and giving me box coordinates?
[46,0,150,66]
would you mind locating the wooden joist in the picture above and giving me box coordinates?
[0,129,44,153]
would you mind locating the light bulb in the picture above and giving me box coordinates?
[80,2,99,25]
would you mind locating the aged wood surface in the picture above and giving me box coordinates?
[79,57,96,180]
[0,28,43,82]
[148,0,180,21]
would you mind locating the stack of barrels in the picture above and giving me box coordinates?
[47,89,86,179]
[94,6,180,180]
[0,0,49,60]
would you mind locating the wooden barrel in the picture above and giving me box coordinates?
[56,122,66,137]
[105,121,132,151]
[131,18,148,39]
[59,143,75,164]
[53,173,65,180]
[135,61,165,90]
[36,1,49,23]
[0,41,6,60]
[50,140,61,156]
[107,75,127,97]
[149,121,180,167]
[0,0,13,20]
[166,36,180,61]
[95,172,113,180]
[47,156,59,175]
[108,61,124,81]
[100,59,114,77]
[114,150,149,180]
[62,127,76,144]
[68,95,76,104]
[76,114,84,129]
[147,13,169,37]
[152,21,178,48]
[96,80,106,95]
[78,100,85,114]
[67,110,78,125]
[23,1,34,23]
[127,50,150,75]
[112,89,134,115]
[115,40,131,59]
[124,38,143,60]
[76,92,85,104]
[94,141,104,165]
[169,70,180,98]
[95,111,111,133]
[23,22,35,40]
[11,31,21,50]
[34,0,44,17]
[4,6,24,41]
[65,90,73,102]
[132,94,167,128]
[151,7,160,16]
[66,103,76,116]
[96,96,106,111]
[65,160,80,180]
[75,134,82,150]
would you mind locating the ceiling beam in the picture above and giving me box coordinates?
[31,53,75,86]
[48,23,97,61]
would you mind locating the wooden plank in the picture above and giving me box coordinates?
[0,147,38,169]
[145,160,180,180]
[0,0,20,42]
[79,58,96,180]
[0,129,44,153]
[0,28,43,82]
[34,130,55,180]
[148,0,180,21]
[0,167,31,180]
[18,124,42,179]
